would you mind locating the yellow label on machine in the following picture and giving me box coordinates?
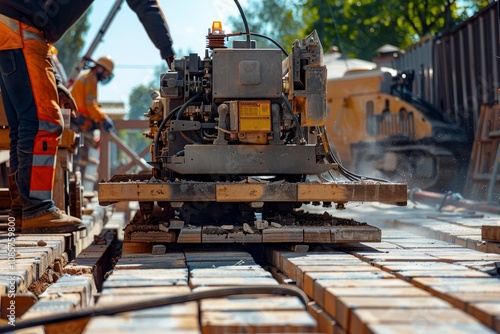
[238,101,271,131]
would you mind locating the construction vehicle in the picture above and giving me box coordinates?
[97,2,407,244]
[324,58,471,193]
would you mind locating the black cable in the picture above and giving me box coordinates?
[153,105,181,158]
[234,0,251,48]
[249,32,288,56]
[0,285,309,332]
[176,92,203,120]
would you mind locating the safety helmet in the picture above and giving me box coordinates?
[95,56,114,74]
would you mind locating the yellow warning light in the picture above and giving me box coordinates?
[212,21,223,34]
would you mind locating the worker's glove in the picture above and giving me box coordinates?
[102,117,115,132]
[166,56,174,70]
[57,83,77,116]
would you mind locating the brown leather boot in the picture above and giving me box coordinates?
[8,173,22,230]
[22,208,86,234]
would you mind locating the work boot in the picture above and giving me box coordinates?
[8,174,22,231]
[22,209,86,234]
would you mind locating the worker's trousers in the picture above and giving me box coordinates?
[0,16,63,220]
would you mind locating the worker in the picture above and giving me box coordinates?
[70,55,116,187]
[0,0,175,233]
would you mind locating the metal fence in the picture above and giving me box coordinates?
[392,1,500,140]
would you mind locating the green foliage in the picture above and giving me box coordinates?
[54,10,91,77]
[128,86,153,120]
[228,0,302,53]
[128,63,168,119]
[226,0,490,60]
[302,0,491,59]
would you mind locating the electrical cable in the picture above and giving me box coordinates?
[249,32,288,56]
[281,93,305,143]
[153,105,181,158]
[0,285,309,332]
[176,92,203,120]
[234,0,251,48]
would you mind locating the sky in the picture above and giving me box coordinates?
[83,0,247,107]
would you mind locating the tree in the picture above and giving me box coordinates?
[128,63,169,119]
[54,9,92,77]
[123,63,169,162]
[227,0,302,52]
[227,0,490,60]
[302,0,490,59]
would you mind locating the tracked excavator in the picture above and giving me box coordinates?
[97,3,407,244]
[324,62,470,193]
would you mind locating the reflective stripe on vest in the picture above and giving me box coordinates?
[0,13,46,42]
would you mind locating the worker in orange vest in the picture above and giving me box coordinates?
[0,1,175,233]
[70,55,116,189]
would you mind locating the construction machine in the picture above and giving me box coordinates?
[97,2,407,244]
[324,63,470,193]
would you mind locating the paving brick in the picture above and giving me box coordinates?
[366,322,496,334]
[467,301,500,330]
[83,316,200,333]
[201,310,317,333]
[184,251,253,262]
[200,296,304,312]
[189,276,278,288]
[335,296,452,330]
[373,261,469,272]
[313,278,411,308]
[295,264,379,289]
[101,286,191,296]
[190,268,271,278]
[303,271,394,298]
[324,287,431,320]
[352,308,480,334]
[396,269,491,280]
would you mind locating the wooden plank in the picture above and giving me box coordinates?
[121,242,152,255]
[482,225,500,242]
[330,226,381,243]
[177,227,202,243]
[202,230,262,243]
[216,183,297,202]
[126,231,177,243]
[303,227,331,243]
[262,228,303,243]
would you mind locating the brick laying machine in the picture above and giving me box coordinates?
[98,3,407,243]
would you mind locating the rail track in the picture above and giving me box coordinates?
[1,201,500,334]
